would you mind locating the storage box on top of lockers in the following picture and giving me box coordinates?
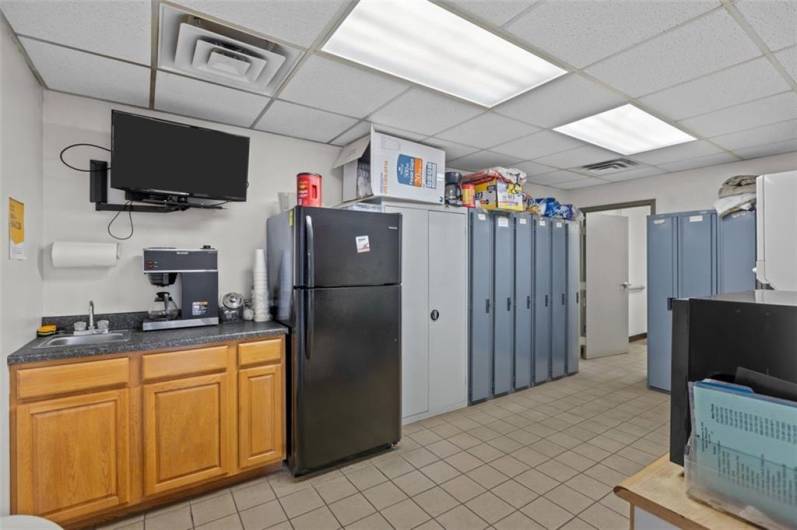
[334,127,445,204]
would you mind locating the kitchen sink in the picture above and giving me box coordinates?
[35,331,131,348]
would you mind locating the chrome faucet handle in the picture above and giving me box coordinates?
[88,300,95,330]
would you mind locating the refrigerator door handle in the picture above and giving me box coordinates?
[306,215,315,288]
[305,289,314,360]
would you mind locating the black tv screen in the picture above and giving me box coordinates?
[111,111,249,201]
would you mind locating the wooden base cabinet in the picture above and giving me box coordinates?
[10,336,285,528]
[14,389,130,522]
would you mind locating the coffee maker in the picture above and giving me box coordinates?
[142,246,219,331]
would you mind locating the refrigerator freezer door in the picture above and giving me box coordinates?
[295,207,401,288]
[290,285,401,475]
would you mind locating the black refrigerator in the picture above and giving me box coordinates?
[267,206,402,475]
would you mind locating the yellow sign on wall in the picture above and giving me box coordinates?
[9,197,25,260]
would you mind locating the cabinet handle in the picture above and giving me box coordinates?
[485,299,491,313]
[430,309,439,321]
[526,295,531,309]
[507,297,512,311]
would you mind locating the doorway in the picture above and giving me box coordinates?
[581,200,655,359]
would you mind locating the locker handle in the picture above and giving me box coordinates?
[576,292,580,304]
[526,295,531,309]
[545,294,549,307]
[485,299,491,313]
[562,293,566,305]
[430,309,440,321]
[667,297,674,311]
[507,297,512,311]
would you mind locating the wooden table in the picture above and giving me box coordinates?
[613,455,757,530]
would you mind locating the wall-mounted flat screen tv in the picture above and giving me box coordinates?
[111,110,249,201]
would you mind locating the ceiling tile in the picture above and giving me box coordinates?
[735,0,797,51]
[558,177,606,189]
[279,55,408,118]
[448,150,523,171]
[533,145,619,169]
[255,100,357,143]
[437,113,538,149]
[491,130,583,159]
[20,38,149,107]
[775,46,796,82]
[441,0,537,26]
[638,57,790,121]
[330,121,370,146]
[493,74,625,128]
[369,88,483,136]
[173,0,348,48]
[529,170,587,186]
[426,138,481,161]
[657,152,738,172]
[734,138,797,159]
[585,10,761,97]
[679,92,797,137]
[155,72,269,127]
[1,0,150,64]
[711,119,797,151]
[505,0,717,68]
[631,140,723,165]
[515,160,556,177]
[601,165,664,182]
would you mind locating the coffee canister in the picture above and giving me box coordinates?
[297,173,322,207]
[461,183,475,208]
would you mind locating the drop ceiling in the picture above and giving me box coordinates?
[2,0,796,191]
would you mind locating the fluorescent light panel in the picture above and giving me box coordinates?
[322,0,566,108]
[554,104,695,155]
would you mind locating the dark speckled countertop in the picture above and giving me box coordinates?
[8,320,289,365]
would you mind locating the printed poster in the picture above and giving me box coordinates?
[8,197,25,260]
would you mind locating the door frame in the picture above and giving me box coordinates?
[581,199,656,352]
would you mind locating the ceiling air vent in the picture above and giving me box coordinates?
[159,5,301,95]
[580,158,639,175]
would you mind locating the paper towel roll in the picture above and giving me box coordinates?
[51,241,119,268]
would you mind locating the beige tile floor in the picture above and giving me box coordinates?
[100,341,669,530]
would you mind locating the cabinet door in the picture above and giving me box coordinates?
[15,389,130,522]
[514,214,533,389]
[385,205,430,419]
[469,210,493,402]
[534,218,552,384]
[677,211,716,298]
[493,214,515,396]
[718,210,756,294]
[143,373,233,496]
[551,220,568,379]
[428,210,468,413]
[239,364,284,469]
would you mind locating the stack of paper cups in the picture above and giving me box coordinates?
[253,249,269,322]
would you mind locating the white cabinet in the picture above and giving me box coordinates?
[384,203,468,423]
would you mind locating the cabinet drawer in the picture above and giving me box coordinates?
[142,346,228,381]
[16,358,129,401]
[238,339,283,367]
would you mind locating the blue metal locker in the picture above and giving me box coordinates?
[493,214,515,396]
[566,221,580,375]
[534,218,552,384]
[677,210,716,299]
[514,214,533,390]
[551,220,568,379]
[469,211,493,402]
[718,210,756,294]
[647,214,677,391]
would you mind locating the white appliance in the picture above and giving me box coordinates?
[381,201,469,423]
[756,171,797,290]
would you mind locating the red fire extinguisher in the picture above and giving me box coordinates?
[297,173,322,207]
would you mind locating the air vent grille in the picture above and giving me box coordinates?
[581,158,639,174]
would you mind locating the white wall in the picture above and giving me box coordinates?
[0,19,44,515]
[42,92,343,315]
[591,206,649,337]
[568,152,797,212]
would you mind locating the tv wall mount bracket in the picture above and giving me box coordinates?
[89,160,224,213]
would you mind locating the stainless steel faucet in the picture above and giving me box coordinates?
[88,300,95,331]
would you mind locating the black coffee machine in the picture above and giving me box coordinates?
[142,246,219,331]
